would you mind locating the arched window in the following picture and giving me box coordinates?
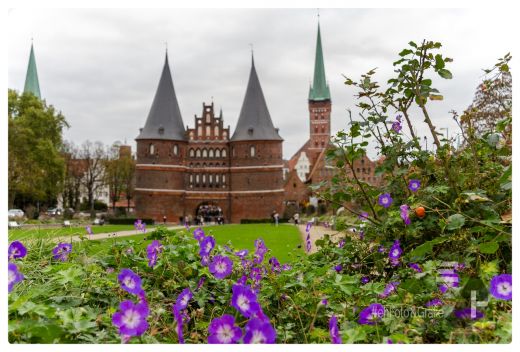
[222,148,227,157]
[214,125,219,137]
[202,149,208,158]
[195,174,200,186]
[189,174,193,186]
[197,126,202,137]
[223,131,227,139]
[250,145,256,157]
[206,113,211,123]
[149,144,155,155]
[202,174,206,187]
[215,174,220,186]
[222,174,226,186]
[189,148,195,157]
[209,174,213,187]
[173,144,178,156]
[196,149,201,158]
[209,149,214,158]
[215,149,221,158]
[206,125,211,137]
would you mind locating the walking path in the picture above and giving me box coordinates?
[297,223,343,254]
[56,225,186,243]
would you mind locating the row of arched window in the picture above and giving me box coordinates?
[189,148,228,158]
[148,144,179,156]
[189,162,226,168]
[189,173,227,188]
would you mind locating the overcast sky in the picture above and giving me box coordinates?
[7,8,513,159]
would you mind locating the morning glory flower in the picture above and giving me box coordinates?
[454,307,484,320]
[379,281,400,298]
[52,243,72,261]
[489,274,512,300]
[400,204,411,226]
[388,240,402,266]
[329,315,342,344]
[8,241,27,260]
[174,287,193,314]
[193,227,205,242]
[208,314,242,344]
[378,193,393,208]
[209,255,233,280]
[358,303,385,325]
[231,284,260,318]
[8,262,24,293]
[243,318,276,344]
[146,240,162,268]
[117,268,144,295]
[391,120,402,133]
[199,236,216,256]
[408,179,421,192]
[112,300,149,337]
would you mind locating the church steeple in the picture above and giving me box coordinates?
[24,43,41,99]
[136,52,186,141]
[308,23,330,101]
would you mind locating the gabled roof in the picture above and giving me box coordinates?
[308,23,331,101]
[24,44,41,99]
[231,56,282,142]
[136,53,186,141]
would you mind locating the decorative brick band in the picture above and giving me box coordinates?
[135,188,285,195]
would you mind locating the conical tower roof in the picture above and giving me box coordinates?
[231,56,282,141]
[136,53,186,141]
[23,43,41,99]
[308,23,330,101]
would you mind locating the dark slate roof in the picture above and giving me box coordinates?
[136,53,186,141]
[231,57,282,141]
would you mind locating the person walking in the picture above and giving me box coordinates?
[293,212,299,225]
[163,215,167,225]
[274,212,279,227]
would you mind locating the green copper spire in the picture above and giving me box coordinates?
[308,23,330,101]
[23,43,41,99]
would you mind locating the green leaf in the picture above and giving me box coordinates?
[399,49,413,57]
[479,241,499,254]
[446,214,465,230]
[434,54,445,69]
[438,69,453,79]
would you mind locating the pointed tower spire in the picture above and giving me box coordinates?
[136,52,186,141]
[24,43,41,99]
[308,23,330,101]
[231,55,282,141]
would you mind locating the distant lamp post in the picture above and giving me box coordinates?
[423,136,428,151]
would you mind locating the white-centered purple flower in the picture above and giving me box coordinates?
[358,303,385,325]
[231,284,260,318]
[454,307,484,320]
[209,255,233,280]
[112,300,149,337]
[254,239,268,264]
[235,249,249,258]
[52,242,72,261]
[199,236,216,257]
[391,120,402,133]
[329,315,342,344]
[243,318,276,344]
[379,281,400,298]
[174,287,193,314]
[269,257,281,273]
[408,179,421,192]
[208,314,242,344]
[8,241,27,260]
[117,268,144,295]
[388,240,402,266]
[489,274,512,300]
[378,193,393,208]
[146,240,162,268]
[400,204,411,226]
[193,227,205,242]
[8,262,24,293]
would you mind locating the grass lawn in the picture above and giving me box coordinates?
[7,224,154,241]
[78,224,304,263]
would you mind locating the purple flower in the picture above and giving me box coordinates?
[408,179,421,192]
[329,315,342,344]
[321,298,328,306]
[396,114,402,122]
[400,204,411,226]
[379,281,400,298]
[358,303,385,325]
[305,221,313,232]
[106,267,115,274]
[196,276,206,291]
[391,120,402,133]
[208,314,242,344]
[489,274,512,300]
[8,241,27,260]
[209,255,233,280]
[8,262,24,293]
[378,245,386,253]
[243,318,276,344]
[454,308,484,320]
[359,211,369,221]
[408,263,422,273]
[254,239,268,264]
[201,255,210,266]
[193,227,205,242]
[338,239,346,248]
[378,193,393,208]
[118,269,143,295]
[174,287,193,314]
[199,236,215,257]
[269,257,281,273]
[52,243,72,261]
[425,298,443,307]
[134,219,146,233]
[231,284,261,318]
[306,236,312,253]
[438,269,459,293]
[86,225,93,235]
[281,264,292,271]
[361,276,370,284]
[235,249,249,258]
[173,309,185,344]
[112,300,149,337]
[388,240,402,265]
[334,264,343,273]
[146,240,162,268]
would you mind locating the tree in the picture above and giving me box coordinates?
[121,150,136,213]
[79,140,106,216]
[8,89,68,210]
[105,142,125,211]
[61,141,85,211]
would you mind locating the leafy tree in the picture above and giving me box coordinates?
[79,140,106,216]
[8,89,68,210]
[61,141,84,211]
